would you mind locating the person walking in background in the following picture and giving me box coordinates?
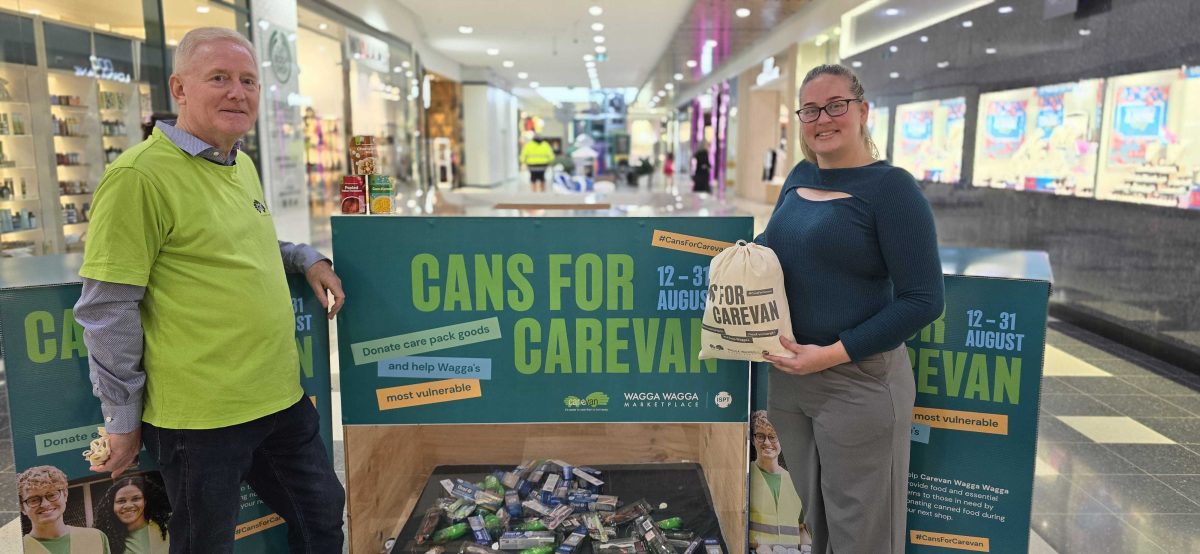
[663,152,675,189]
[73,27,346,552]
[692,143,712,193]
[19,465,112,553]
[520,135,555,192]
[94,475,171,554]
[756,63,944,554]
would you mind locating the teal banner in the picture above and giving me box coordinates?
[332,216,754,424]
[748,250,1050,554]
[0,260,332,552]
[904,274,1048,554]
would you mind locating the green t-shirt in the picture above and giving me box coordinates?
[25,528,112,554]
[125,525,149,554]
[80,129,302,429]
[756,465,782,502]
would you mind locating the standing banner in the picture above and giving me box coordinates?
[749,248,1050,554]
[332,216,754,425]
[0,255,332,553]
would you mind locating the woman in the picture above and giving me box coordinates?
[756,64,944,553]
[94,475,171,554]
[692,144,712,192]
[748,411,811,554]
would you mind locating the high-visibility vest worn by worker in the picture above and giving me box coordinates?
[520,140,555,166]
[749,465,805,547]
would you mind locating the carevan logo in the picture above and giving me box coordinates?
[564,392,609,412]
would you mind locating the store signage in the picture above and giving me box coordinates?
[347,31,391,73]
[755,56,781,87]
[0,270,334,550]
[1109,85,1168,166]
[332,217,754,425]
[267,30,294,85]
[983,100,1027,159]
[748,249,1050,554]
[73,56,131,83]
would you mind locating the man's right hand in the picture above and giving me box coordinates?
[91,428,141,478]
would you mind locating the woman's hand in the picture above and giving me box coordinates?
[763,336,850,375]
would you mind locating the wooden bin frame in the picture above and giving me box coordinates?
[344,423,748,554]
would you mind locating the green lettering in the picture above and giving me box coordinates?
[25,311,56,364]
[659,318,686,373]
[60,310,87,360]
[576,318,603,373]
[507,254,534,311]
[296,336,314,379]
[444,255,471,311]
[917,348,939,395]
[632,318,659,373]
[606,318,630,374]
[995,356,1021,404]
[546,318,571,373]
[964,353,991,401]
[575,254,603,311]
[607,254,634,310]
[549,254,572,311]
[474,254,504,311]
[411,254,439,312]
[514,318,541,374]
[942,350,968,397]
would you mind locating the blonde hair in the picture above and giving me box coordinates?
[751,410,775,434]
[798,64,879,163]
[18,465,68,497]
[173,27,257,76]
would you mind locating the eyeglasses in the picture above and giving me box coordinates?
[753,433,779,443]
[795,98,863,123]
[21,488,65,509]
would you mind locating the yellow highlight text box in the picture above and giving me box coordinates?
[912,407,1008,435]
[650,230,734,257]
[235,513,284,539]
[377,379,482,411]
[910,530,990,552]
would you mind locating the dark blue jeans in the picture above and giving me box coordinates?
[142,398,345,553]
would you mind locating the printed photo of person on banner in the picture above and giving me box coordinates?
[18,465,112,553]
[93,474,172,554]
[749,411,812,554]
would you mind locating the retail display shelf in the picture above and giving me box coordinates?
[0,166,36,171]
[0,134,32,137]
[60,192,92,198]
[1,228,40,236]
[49,104,89,110]
[0,197,40,203]
[52,134,89,138]
[0,100,29,106]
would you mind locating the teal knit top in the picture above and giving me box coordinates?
[755,160,944,361]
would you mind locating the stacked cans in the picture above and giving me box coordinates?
[341,135,393,214]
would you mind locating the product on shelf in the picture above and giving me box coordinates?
[340,176,366,214]
[369,175,394,214]
[49,94,83,106]
[351,135,380,175]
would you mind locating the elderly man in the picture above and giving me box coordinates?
[74,27,345,552]
[19,465,111,553]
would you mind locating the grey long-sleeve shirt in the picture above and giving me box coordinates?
[75,120,328,434]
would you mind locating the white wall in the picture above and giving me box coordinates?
[463,84,518,186]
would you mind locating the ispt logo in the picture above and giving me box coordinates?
[714,391,732,408]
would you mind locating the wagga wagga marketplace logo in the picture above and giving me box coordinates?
[564,392,610,412]
[622,391,702,408]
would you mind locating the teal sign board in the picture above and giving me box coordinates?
[749,251,1050,554]
[331,216,754,424]
[904,274,1047,553]
[0,260,332,552]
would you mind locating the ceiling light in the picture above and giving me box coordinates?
[884,8,900,16]
[705,39,718,47]
[502,60,514,68]
[686,59,697,68]
[962,20,973,28]
[586,61,595,68]
[583,54,595,61]
[406,70,414,77]
[664,83,674,90]
[985,47,997,54]
[486,48,499,56]
[592,22,604,32]
[517,72,528,79]
[1079,28,1092,36]
[889,45,898,53]
[920,35,929,43]
[851,60,862,68]
[393,66,403,73]
[998,6,1013,14]
[529,81,539,88]
[889,72,899,78]
[458,26,474,34]
[735,8,751,18]
[166,39,178,46]
[595,45,607,53]
[318,23,328,30]
[673,73,683,80]
[589,6,603,16]
[937,61,950,68]
[27,9,40,15]
[402,61,411,68]
[593,36,605,44]
[196,6,210,14]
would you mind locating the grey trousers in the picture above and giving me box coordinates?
[768,344,915,554]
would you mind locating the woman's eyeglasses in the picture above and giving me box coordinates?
[795,98,863,123]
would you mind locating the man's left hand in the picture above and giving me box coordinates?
[306,260,345,319]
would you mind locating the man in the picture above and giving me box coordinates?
[519,135,555,192]
[19,465,112,553]
[75,27,346,552]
